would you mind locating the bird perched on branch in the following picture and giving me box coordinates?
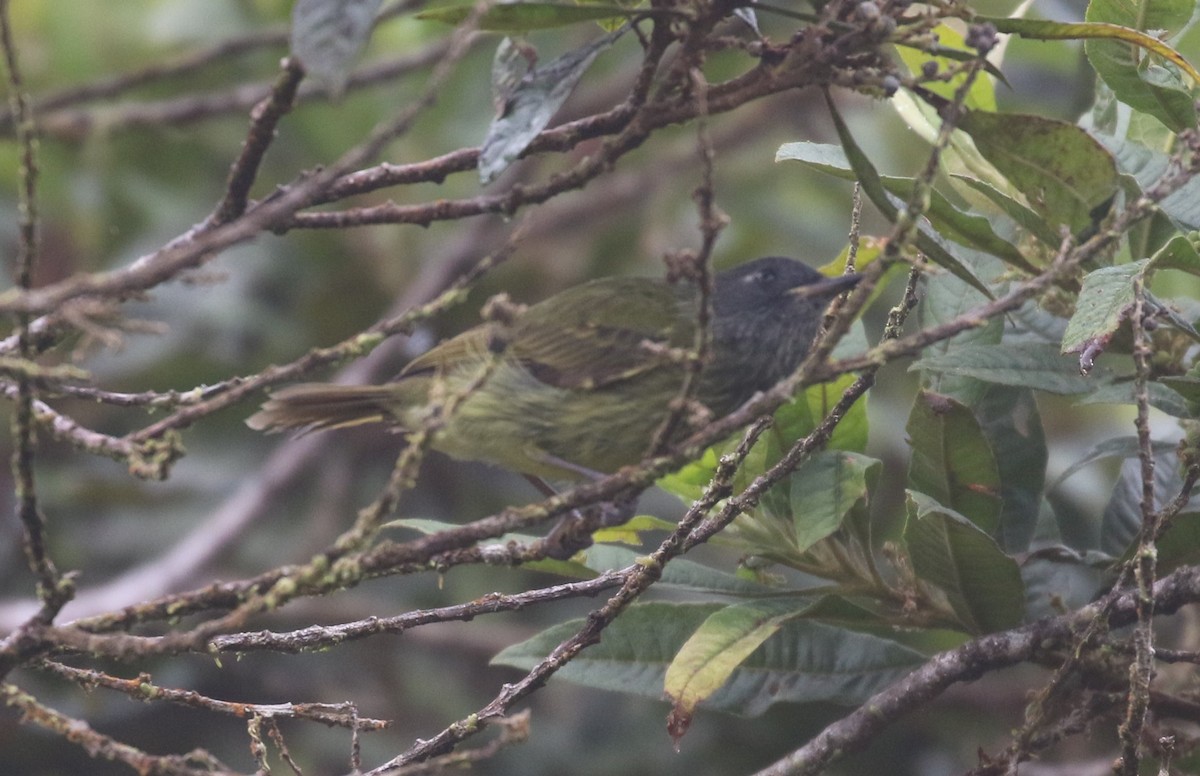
[248,257,860,480]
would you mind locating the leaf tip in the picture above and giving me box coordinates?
[666,705,693,750]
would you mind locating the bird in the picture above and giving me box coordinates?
[247,257,861,481]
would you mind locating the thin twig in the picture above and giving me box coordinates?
[1115,273,1158,775]
[34,42,458,141]
[647,65,722,457]
[209,573,624,653]
[1,683,237,776]
[0,10,484,319]
[37,660,389,731]
[0,0,70,616]
[386,711,531,776]
[3,0,429,140]
[212,58,305,225]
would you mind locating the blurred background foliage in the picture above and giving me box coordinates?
[0,0,1194,774]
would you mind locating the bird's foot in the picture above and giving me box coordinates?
[541,497,636,560]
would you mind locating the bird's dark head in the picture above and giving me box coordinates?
[702,257,861,411]
[714,256,861,318]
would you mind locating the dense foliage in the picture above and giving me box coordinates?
[2,1,1200,774]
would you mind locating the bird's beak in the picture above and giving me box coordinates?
[788,272,863,300]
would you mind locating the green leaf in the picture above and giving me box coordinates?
[1046,436,1178,492]
[494,602,721,698]
[776,142,1037,274]
[788,451,880,551]
[658,447,722,503]
[1061,261,1148,356]
[665,598,803,723]
[479,29,624,183]
[1149,232,1200,274]
[384,516,468,535]
[576,544,779,596]
[1007,301,1071,346]
[659,343,871,506]
[792,594,885,629]
[912,342,1109,395]
[818,100,895,220]
[817,100,995,296]
[1142,293,1200,342]
[728,450,880,565]
[885,180,1039,275]
[417,2,634,30]
[904,492,1025,633]
[916,259,1004,405]
[912,266,1047,552]
[1161,373,1200,407]
[905,391,1002,534]
[788,596,966,653]
[1101,451,1196,555]
[1021,551,1111,619]
[1103,492,1142,557]
[889,88,1013,196]
[1091,132,1200,229]
[973,387,1046,553]
[984,14,1200,83]
[909,213,1003,298]
[591,514,676,545]
[291,0,384,97]
[493,602,926,716]
[1126,201,1181,263]
[1076,381,1193,418]
[776,347,872,455]
[1155,512,1200,573]
[1083,0,1198,132]
[895,22,997,111]
[1126,95,1185,148]
[952,174,1061,247]
[957,110,1118,233]
[1114,509,1200,573]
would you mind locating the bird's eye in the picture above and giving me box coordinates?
[752,267,777,285]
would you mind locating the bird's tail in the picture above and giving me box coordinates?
[246,383,407,434]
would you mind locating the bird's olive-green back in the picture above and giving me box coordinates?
[393,277,700,478]
[402,277,695,389]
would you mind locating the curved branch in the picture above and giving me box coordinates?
[751,566,1200,776]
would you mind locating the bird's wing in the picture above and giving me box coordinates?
[508,278,696,390]
[399,326,494,378]
[398,277,697,390]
